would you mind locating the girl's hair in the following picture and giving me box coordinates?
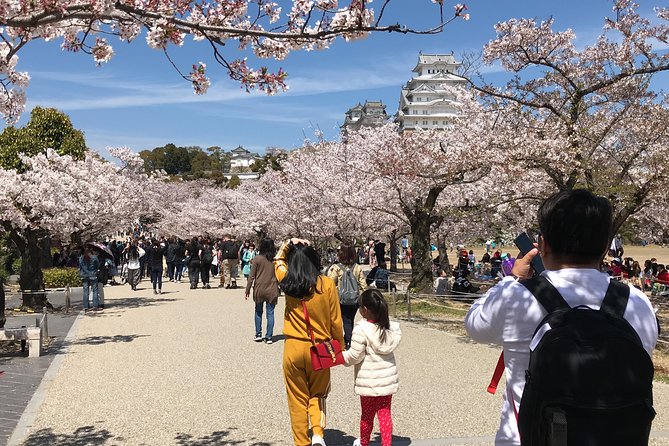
[337,244,357,266]
[258,238,276,260]
[280,243,322,299]
[360,288,391,343]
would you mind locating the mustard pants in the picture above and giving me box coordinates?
[283,339,331,446]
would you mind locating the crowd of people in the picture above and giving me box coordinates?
[62,189,667,446]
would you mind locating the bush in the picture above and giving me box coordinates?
[11,258,21,274]
[42,268,81,288]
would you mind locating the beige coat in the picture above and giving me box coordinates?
[343,319,401,396]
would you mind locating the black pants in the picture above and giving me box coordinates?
[340,304,358,347]
[189,263,200,287]
[200,262,211,285]
[167,262,176,280]
[151,268,163,290]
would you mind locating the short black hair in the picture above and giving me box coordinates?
[538,189,612,264]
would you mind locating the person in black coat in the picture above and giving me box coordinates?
[147,239,166,294]
[166,238,179,282]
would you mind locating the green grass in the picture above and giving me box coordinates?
[392,300,468,318]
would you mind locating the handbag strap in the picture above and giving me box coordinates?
[301,299,316,346]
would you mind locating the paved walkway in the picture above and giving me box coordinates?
[6,278,669,445]
[0,287,82,446]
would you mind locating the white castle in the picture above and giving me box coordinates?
[396,53,466,131]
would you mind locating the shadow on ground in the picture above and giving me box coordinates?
[325,430,412,446]
[174,429,273,446]
[23,425,115,446]
[106,296,180,308]
[72,334,150,345]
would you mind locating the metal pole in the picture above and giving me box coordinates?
[391,290,397,318]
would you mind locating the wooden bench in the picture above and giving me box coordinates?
[0,312,47,358]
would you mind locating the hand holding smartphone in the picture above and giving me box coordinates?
[514,232,545,276]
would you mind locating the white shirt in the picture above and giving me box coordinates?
[465,269,658,446]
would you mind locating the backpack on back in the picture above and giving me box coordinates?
[222,241,238,259]
[201,249,213,264]
[374,268,390,291]
[517,276,655,446]
[336,263,359,305]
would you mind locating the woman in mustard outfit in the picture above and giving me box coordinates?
[275,238,344,446]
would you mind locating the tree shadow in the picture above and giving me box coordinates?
[72,334,150,345]
[174,429,274,446]
[23,425,114,446]
[106,297,180,308]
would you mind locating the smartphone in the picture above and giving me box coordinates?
[514,232,545,275]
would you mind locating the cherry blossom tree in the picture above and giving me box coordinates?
[465,1,669,239]
[248,87,501,292]
[0,0,469,123]
[0,148,161,299]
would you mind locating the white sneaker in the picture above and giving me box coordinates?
[311,435,326,446]
[352,439,360,446]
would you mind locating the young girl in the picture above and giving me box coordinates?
[343,289,402,446]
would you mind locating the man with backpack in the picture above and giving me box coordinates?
[465,189,658,446]
[220,235,240,289]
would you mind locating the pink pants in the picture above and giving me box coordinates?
[360,395,393,446]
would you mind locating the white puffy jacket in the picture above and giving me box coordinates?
[342,319,401,396]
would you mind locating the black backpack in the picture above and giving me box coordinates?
[222,241,238,260]
[517,276,655,446]
[201,249,213,264]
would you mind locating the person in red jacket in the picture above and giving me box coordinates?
[657,264,669,285]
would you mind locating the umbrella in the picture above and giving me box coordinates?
[86,242,114,260]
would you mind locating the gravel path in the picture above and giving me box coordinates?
[16,277,669,445]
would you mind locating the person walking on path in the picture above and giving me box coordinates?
[242,242,256,278]
[343,289,402,446]
[147,239,166,294]
[245,239,280,343]
[221,235,239,289]
[200,239,213,289]
[174,239,186,283]
[165,237,178,282]
[275,238,343,446]
[327,243,367,349]
[125,242,145,291]
[186,238,201,290]
[78,246,101,312]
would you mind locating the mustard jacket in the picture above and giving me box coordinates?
[275,241,344,345]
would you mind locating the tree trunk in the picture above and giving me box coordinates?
[40,234,53,268]
[389,230,399,273]
[0,279,5,328]
[408,214,434,294]
[18,229,44,291]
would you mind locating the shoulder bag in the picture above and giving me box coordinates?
[301,299,344,371]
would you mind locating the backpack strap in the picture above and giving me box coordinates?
[599,280,630,318]
[520,276,570,314]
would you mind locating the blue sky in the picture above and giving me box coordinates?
[11,1,663,156]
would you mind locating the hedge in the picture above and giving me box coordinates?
[42,268,81,288]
